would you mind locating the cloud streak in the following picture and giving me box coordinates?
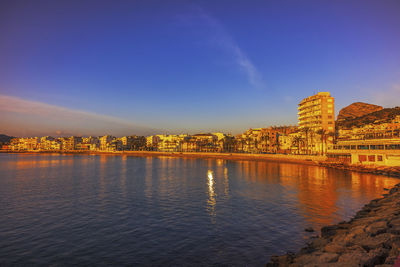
[0,95,159,137]
[185,8,266,89]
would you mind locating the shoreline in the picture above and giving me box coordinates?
[1,150,325,166]
[267,183,400,266]
[2,150,400,178]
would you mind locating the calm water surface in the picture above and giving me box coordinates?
[0,153,398,266]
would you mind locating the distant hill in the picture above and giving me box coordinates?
[336,106,400,129]
[0,134,15,144]
[337,102,383,122]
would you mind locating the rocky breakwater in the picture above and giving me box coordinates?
[319,162,400,178]
[267,184,400,266]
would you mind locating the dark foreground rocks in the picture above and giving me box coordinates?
[267,184,400,267]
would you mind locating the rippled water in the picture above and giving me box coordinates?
[0,153,398,266]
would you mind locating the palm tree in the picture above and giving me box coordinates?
[301,127,311,155]
[292,136,304,155]
[316,129,327,155]
[327,131,336,151]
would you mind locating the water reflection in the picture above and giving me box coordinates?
[145,157,154,200]
[232,160,399,230]
[224,167,229,198]
[207,170,216,220]
[120,155,127,198]
[14,157,73,169]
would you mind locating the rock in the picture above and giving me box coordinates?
[324,243,346,253]
[364,247,389,266]
[365,221,387,236]
[389,218,400,227]
[292,253,322,266]
[390,236,400,252]
[348,225,365,236]
[353,233,392,251]
[337,102,382,122]
[267,253,294,267]
[317,252,339,263]
[384,255,398,265]
[337,248,369,265]
[321,225,339,238]
[307,237,329,250]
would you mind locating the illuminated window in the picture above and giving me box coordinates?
[377,155,383,161]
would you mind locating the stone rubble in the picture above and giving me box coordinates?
[267,183,400,267]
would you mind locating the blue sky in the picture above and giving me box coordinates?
[1,0,400,136]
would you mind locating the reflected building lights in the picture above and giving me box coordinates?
[224,167,229,197]
[207,170,216,220]
[120,155,127,198]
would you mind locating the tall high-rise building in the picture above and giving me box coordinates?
[298,92,335,154]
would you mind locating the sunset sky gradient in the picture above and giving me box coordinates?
[1,0,400,136]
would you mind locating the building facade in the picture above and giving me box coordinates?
[298,92,335,154]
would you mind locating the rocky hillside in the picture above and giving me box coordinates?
[336,106,400,129]
[337,102,383,122]
[0,134,15,145]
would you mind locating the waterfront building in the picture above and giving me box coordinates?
[59,136,82,151]
[298,92,335,154]
[327,139,400,166]
[100,135,114,151]
[156,134,187,152]
[39,136,54,150]
[146,135,160,151]
[218,135,236,153]
[10,137,39,151]
[236,126,298,154]
[75,143,91,151]
[189,133,218,152]
[237,128,262,153]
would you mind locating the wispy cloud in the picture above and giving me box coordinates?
[182,7,266,89]
[0,95,158,137]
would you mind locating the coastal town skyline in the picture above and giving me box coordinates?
[1,0,400,136]
[1,92,398,138]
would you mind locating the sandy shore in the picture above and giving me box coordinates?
[267,183,400,266]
